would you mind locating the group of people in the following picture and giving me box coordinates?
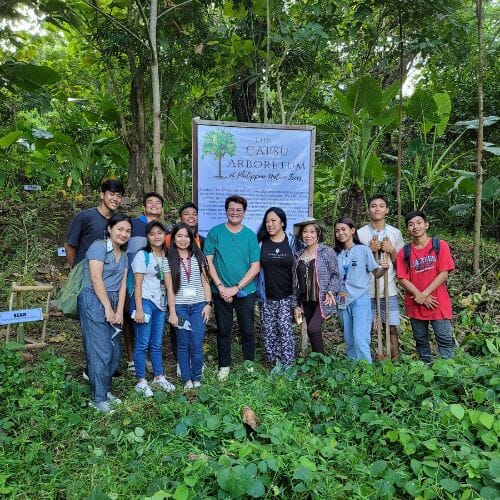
[65,180,456,414]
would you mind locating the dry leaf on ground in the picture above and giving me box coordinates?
[242,405,260,431]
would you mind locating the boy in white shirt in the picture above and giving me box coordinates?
[358,194,404,359]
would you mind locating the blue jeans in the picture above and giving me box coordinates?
[133,299,166,379]
[78,289,121,403]
[175,302,206,382]
[410,318,454,363]
[338,293,372,363]
[213,293,256,367]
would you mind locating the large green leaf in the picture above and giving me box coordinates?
[433,92,451,136]
[372,107,399,129]
[482,177,500,201]
[346,76,383,117]
[0,62,60,90]
[224,0,247,19]
[365,152,384,181]
[406,89,438,124]
[381,80,401,108]
[0,130,24,149]
[483,142,500,156]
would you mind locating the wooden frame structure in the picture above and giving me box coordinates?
[5,283,53,349]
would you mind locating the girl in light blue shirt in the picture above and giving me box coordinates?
[334,217,387,363]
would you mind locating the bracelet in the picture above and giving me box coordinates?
[206,300,213,307]
[236,283,243,290]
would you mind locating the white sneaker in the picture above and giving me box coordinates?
[184,380,194,390]
[106,392,122,405]
[151,376,176,393]
[218,366,230,381]
[176,363,181,377]
[135,381,153,398]
[193,381,201,389]
[88,400,114,414]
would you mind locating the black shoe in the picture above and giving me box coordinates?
[112,369,123,378]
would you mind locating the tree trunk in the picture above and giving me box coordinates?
[473,0,484,274]
[128,68,150,199]
[149,0,164,196]
[344,184,365,226]
[231,77,257,122]
[396,4,404,229]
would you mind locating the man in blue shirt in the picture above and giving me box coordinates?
[124,192,168,373]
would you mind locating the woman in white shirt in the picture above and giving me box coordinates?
[132,220,176,397]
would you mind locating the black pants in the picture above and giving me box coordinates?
[302,301,325,353]
[213,293,256,367]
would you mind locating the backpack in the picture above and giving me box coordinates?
[126,250,150,297]
[403,237,440,270]
[57,260,85,319]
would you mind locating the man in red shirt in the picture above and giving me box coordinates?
[396,211,455,363]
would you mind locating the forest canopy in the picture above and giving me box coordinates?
[0,0,498,237]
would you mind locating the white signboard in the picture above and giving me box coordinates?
[0,308,43,325]
[193,120,315,236]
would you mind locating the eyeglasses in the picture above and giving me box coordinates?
[227,208,244,213]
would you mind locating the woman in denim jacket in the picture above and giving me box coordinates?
[292,218,339,354]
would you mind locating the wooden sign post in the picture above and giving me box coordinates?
[1,283,54,349]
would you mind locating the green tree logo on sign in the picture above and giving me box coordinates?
[202,130,237,178]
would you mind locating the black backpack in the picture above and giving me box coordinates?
[403,237,440,270]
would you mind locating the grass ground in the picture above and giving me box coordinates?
[0,192,499,498]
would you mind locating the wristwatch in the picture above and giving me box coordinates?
[206,300,213,306]
[236,283,243,290]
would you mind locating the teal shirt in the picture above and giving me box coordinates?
[204,224,260,294]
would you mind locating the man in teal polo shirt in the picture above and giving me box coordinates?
[204,195,260,381]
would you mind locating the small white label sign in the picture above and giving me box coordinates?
[57,247,67,257]
[0,308,43,325]
[23,185,42,191]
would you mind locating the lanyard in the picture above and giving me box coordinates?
[341,247,354,284]
[180,254,192,283]
[369,225,386,240]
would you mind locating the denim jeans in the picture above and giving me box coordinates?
[213,293,256,368]
[175,302,206,382]
[78,289,121,403]
[410,318,454,363]
[133,298,166,379]
[338,293,372,363]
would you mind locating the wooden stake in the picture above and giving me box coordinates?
[375,275,383,359]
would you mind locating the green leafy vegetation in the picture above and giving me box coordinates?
[0,345,498,498]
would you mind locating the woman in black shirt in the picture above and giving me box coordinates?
[256,207,296,370]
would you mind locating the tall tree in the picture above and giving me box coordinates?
[473,0,484,273]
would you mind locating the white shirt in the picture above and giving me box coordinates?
[358,223,404,297]
[131,251,170,311]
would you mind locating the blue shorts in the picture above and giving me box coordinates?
[370,295,400,326]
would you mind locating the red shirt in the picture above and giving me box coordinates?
[396,238,455,320]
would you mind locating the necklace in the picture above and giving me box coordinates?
[301,247,316,263]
